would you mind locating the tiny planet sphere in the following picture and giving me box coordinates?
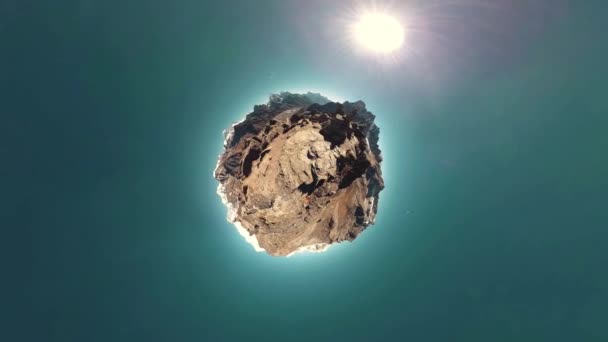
[214,92,384,256]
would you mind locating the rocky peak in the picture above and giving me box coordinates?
[215,92,384,256]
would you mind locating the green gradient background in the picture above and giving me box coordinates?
[4,1,607,341]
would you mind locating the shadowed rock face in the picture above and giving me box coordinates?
[214,92,384,256]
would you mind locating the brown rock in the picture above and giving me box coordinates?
[214,92,384,256]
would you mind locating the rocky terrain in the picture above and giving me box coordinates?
[214,92,384,256]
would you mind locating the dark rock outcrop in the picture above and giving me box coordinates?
[214,92,384,256]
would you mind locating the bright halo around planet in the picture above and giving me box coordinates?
[353,13,405,53]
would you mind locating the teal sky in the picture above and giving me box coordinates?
[4,1,608,341]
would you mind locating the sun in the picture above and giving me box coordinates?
[352,13,405,53]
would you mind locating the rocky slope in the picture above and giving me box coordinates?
[214,92,384,256]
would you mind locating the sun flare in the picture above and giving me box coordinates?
[353,13,405,53]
